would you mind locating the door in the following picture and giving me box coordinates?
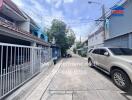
[97,49,110,70]
[91,49,100,65]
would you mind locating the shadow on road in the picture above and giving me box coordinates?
[92,67,111,80]
[91,66,132,99]
[121,91,132,100]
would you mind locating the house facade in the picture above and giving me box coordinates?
[0,0,49,47]
[104,0,132,48]
[88,26,104,49]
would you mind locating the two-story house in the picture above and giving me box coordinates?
[0,0,49,47]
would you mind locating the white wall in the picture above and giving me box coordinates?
[88,31,104,48]
[17,20,30,32]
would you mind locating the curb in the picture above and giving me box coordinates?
[25,60,63,100]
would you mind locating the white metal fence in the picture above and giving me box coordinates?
[41,47,52,64]
[0,43,51,99]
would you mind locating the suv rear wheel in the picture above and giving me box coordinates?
[111,69,131,92]
[88,59,94,67]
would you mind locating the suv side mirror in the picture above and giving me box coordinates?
[104,52,109,56]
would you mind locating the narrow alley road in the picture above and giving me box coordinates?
[23,55,132,100]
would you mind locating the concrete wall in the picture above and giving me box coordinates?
[108,0,132,38]
[104,34,132,48]
[88,31,104,49]
[17,21,30,32]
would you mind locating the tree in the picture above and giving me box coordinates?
[46,19,75,55]
[66,28,76,48]
[45,28,52,42]
[76,41,83,49]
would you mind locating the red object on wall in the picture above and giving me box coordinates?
[112,10,124,14]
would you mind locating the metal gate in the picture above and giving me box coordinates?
[0,43,42,99]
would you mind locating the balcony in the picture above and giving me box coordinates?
[0,16,29,35]
[0,16,49,46]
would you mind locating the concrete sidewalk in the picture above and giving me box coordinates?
[24,60,63,100]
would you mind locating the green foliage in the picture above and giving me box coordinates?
[76,42,83,49]
[73,41,87,57]
[66,30,76,48]
[46,19,76,55]
[46,28,52,42]
[73,48,77,54]
[81,50,87,57]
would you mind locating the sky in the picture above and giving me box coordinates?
[12,0,121,41]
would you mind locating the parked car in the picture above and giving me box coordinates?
[62,53,72,58]
[88,47,132,92]
[67,54,72,58]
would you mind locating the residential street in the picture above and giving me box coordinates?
[1,0,132,100]
[19,54,132,100]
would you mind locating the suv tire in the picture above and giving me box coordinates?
[88,59,94,68]
[111,69,131,92]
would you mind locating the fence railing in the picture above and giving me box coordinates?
[41,47,52,64]
[0,43,52,99]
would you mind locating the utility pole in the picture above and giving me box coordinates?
[88,1,106,40]
[80,36,82,43]
[102,4,106,40]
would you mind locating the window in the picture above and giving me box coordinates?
[88,49,93,53]
[109,48,132,55]
[92,49,100,54]
[100,49,107,55]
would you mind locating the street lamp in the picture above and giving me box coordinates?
[88,1,102,5]
[88,1,106,40]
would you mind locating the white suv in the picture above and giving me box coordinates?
[88,47,132,92]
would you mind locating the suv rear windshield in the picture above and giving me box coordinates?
[109,48,132,55]
[92,49,100,54]
[88,49,93,53]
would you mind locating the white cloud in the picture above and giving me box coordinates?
[31,1,46,13]
[13,0,66,27]
[71,22,94,41]
[64,0,74,3]
[45,0,74,4]
[52,0,62,8]
[12,0,23,7]
[43,11,65,28]
[12,0,50,25]
[45,0,51,3]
